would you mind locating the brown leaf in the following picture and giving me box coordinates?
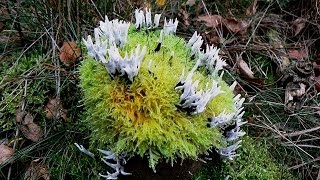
[204,32,222,45]
[223,18,250,34]
[292,18,306,36]
[156,0,166,7]
[197,15,222,28]
[44,98,67,121]
[16,109,27,123]
[178,8,190,27]
[315,75,320,92]
[185,0,196,6]
[237,55,254,79]
[287,48,308,60]
[0,22,4,33]
[0,144,14,165]
[23,113,34,125]
[20,123,43,142]
[59,41,81,66]
[246,0,258,16]
[24,160,50,180]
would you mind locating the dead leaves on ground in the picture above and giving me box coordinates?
[287,48,308,60]
[197,15,222,28]
[0,144,14,165]
[16,110,43,142]
[246,0,258,16]
[155,0,166,7]
[196,15,250,39]
[237,54,255,79]
[291,18,306,36]
[24,160,50,180]
[59,41,81,66]
[44,98,67,121]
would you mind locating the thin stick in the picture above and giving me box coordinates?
[274,126,320,139]
[288,156,320,170]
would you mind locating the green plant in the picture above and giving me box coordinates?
[79,9,246,178]
[195,136,296,180]
[0,53,49,130]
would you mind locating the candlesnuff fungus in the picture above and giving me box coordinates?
[77,8,246,179]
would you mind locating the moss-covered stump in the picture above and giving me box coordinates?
[78,9,246,179]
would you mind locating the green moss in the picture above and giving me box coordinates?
[80,28,238,170]
[0,54,50,130]
[195,136,296,180]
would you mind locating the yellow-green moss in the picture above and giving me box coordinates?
[80,27,237,170]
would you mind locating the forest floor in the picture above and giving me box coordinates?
[1,0,320,179]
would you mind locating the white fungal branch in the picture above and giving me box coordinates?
[83,28,108,63]
[163,18,179,36]
[74,144,131,180]
[83,16,130,62]
[74,143,95,158]
[175,71,223,114]
[135,8,161,29]
[98,149,131,179]
[105,44,147,82]
[208,112,235,128]
[99,16,130,48]
[186,32,227,76]
[186,31,203,56]
[217,140,242,160]
[211,85,247,160]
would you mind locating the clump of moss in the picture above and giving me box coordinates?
[79,13,243,172]
[0,53,49,130]
[195,136,296,180]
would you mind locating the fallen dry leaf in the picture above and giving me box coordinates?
[16,108,27,123]
[197,15,222,28]
[237,55,254,79]
[0,22,4,33]
[19,113,43,142]
[185,0,196,6]
[223,18,250,34]
[287,48,308,60]
[20,123,43,142]
[156,0,166,7]
[204,31,222,45]
[0,144,14,165]
[315,75,320,92]
[59,41,81,66]
[24,160,50,180]
[178,8,190,27]
[292,18,306,36]
[44,98,67,121]
[246,0,258,16]
[23,113,34,125]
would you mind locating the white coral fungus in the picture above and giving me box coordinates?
[175,70,223,114]
[135,8,161,29]
[74,143,95,158]
[99,16,130,48]
[82,28,108,63]
[98,149,131,179]
[105,44,147,82]
[163,18,179,36]
[209,84,247,160]
[187,31,203,55]
[217,140,242,160]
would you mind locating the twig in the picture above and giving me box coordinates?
[253,102,314,159]
[274,126,320,139]
[90,0,103,20]
[288,156,320,170]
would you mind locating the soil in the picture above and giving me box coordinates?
[120,157,203,180]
